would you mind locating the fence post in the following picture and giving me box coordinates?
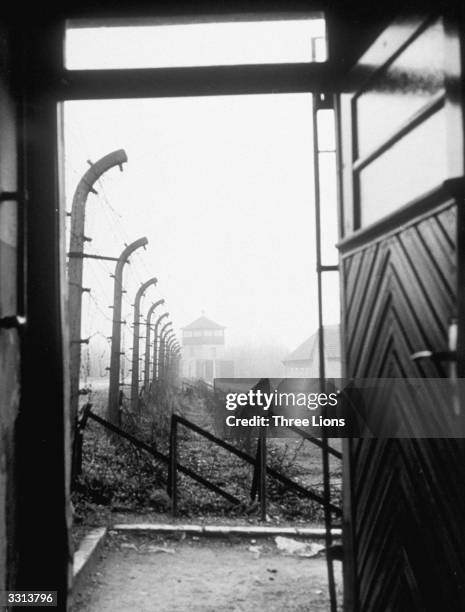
[68,150,127,459]
[250,438,261,502]
[71,403,92,486]
[259,426,267,521]
[168,416,178,516]
[107,237,148,425]
[130,277,157,413]
[151,312,169,387]
[71,417,83,484]
[144,299,164,389]
[158,322,173,384]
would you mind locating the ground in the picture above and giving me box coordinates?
[72,533,343,612]
[73,384,343,610]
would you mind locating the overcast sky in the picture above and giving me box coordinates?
[63,19,339,365]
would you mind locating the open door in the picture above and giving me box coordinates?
[337,14,465,611]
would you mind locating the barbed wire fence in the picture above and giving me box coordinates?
[64,126,176,415]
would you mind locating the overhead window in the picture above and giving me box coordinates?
[65,15,327,70]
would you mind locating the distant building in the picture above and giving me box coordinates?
[282,324,341,378]
[181,315,234,382]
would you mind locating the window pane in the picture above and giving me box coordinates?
[359,108,448,226]
[355,18,445,158]
[65,17,326,70]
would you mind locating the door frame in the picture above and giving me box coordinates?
[8,5,433,609]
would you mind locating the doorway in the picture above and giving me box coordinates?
[62,13,342,612]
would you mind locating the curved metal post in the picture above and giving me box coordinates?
[152,312,169,386]
[160,326,174,380]
[158,322,173,383]
[166,337,178,383]
[68,149,127,442]
[108,236,148,424]
[165,334,176,382]
[144,299,164,389]
[130,277,157,412]
[172,347,181,384]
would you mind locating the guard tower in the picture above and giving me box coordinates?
[181,314,228,382]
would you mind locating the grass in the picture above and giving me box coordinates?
[72,383,342,528]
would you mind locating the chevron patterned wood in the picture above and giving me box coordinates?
[341,201,465,611]
[344,203,456,380]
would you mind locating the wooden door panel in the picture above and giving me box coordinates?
[344,202,456,380]
[347,437,465,610]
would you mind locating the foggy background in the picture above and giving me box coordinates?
[63,19,340,381]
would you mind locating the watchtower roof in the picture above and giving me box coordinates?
[182,316,225,331]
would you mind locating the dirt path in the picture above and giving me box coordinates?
[73,533,342,611]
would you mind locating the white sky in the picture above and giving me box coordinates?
[63,21,339,367]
